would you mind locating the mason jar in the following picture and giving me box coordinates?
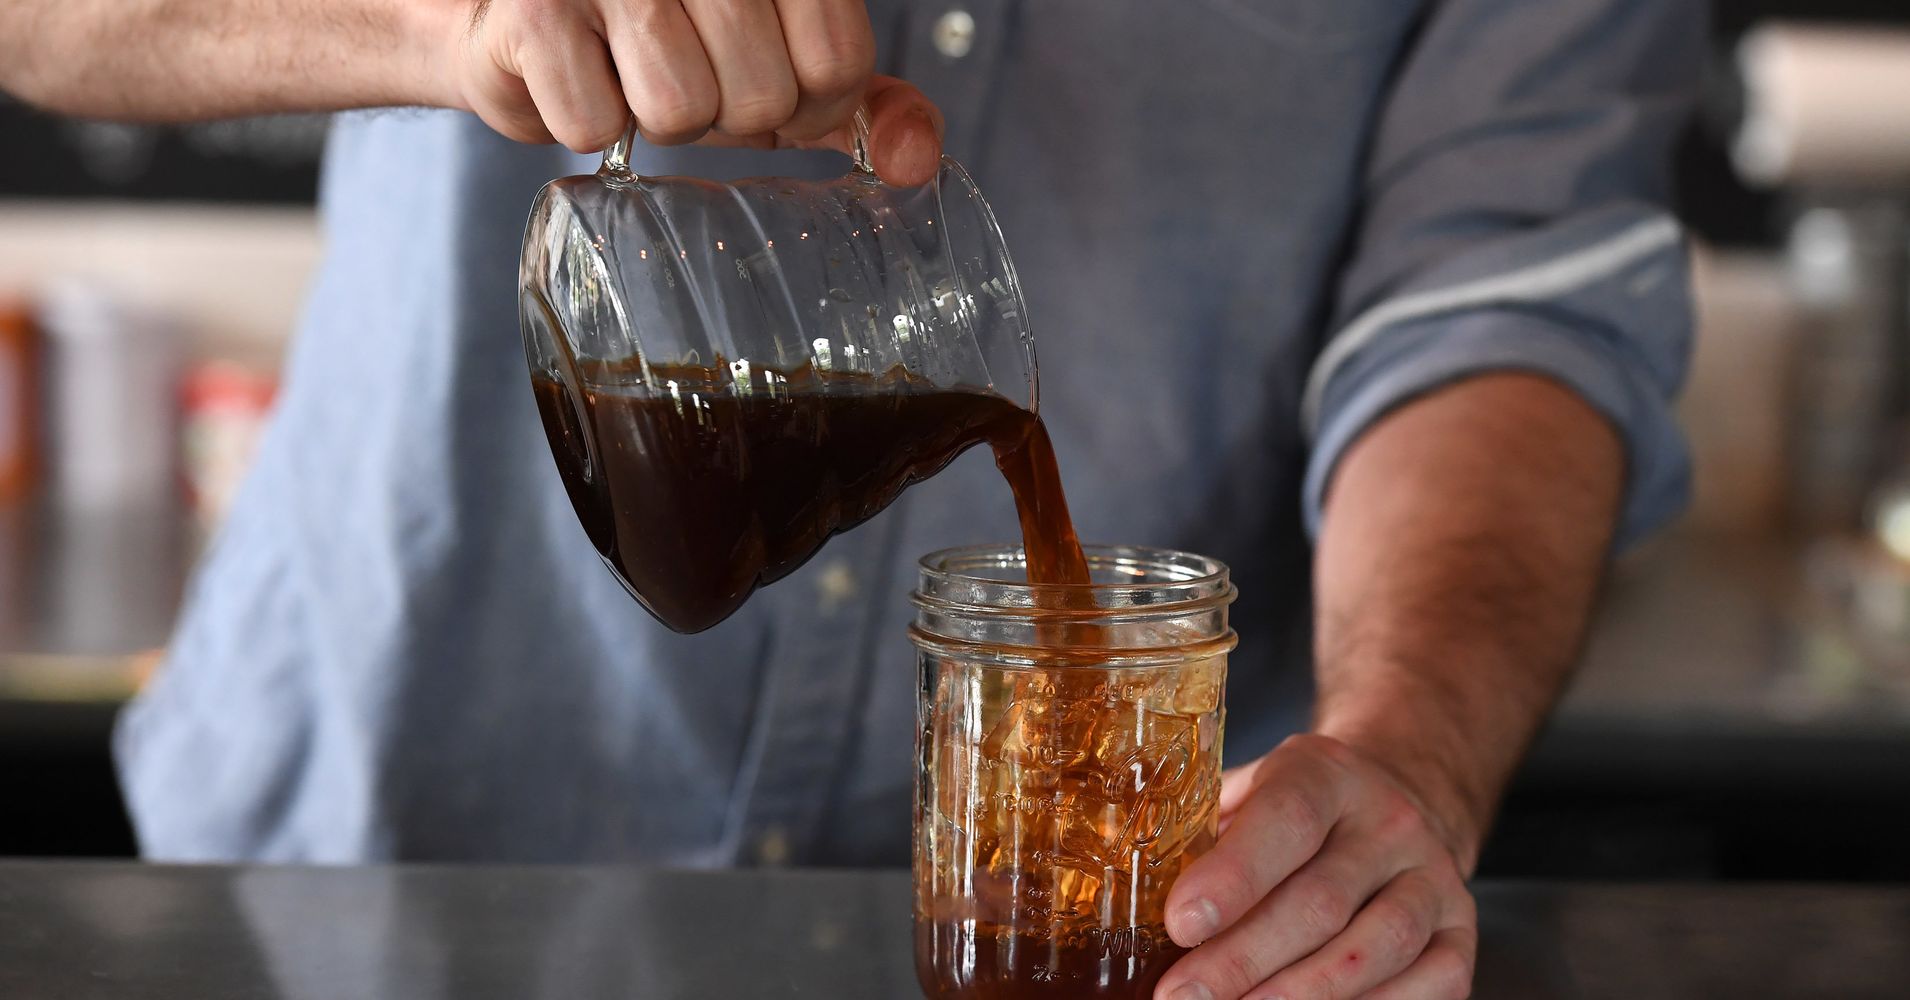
[910,544,1236,998]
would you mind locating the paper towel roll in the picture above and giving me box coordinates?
[1734,25,1910,187]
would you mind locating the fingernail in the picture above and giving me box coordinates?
[1174,898,1221,945]
[1169,983,1214,1000]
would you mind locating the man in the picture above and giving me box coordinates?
[2,1,1700,997]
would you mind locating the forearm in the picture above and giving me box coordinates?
[1311,372,1624,871]
[0,0,459,121]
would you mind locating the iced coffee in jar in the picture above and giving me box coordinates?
[910,545,1236,999]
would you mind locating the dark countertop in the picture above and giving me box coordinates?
[1,863,1906,999]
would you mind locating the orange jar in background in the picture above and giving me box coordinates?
[0,299,39,504]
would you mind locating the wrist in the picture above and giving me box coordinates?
[1313,700,1498,874]
[386,0,470,110]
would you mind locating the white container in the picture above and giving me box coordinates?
[38,281,179,512]
[1735,26,1910,187]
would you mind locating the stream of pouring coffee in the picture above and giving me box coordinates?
[989,400,1090,588]
[531,363,1088,632]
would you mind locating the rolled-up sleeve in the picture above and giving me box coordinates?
[1303,0,1705,549]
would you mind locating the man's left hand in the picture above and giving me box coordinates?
[1153,733,1477,1000]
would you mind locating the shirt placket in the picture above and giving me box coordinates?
[722,0,1014,868]
[898,0,1016,164]
[722,516,897,865]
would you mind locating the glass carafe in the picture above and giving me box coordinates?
[520,116,1035,632]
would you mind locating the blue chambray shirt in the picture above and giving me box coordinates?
[117,0,1702,864]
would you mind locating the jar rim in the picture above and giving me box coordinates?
[909,544,1237,666]
[912,544,1235,616]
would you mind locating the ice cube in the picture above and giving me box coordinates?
[980,694,1100,769]
[1173,656,1226,715]
[979,699,1027,762]
[1049,863,1104,921]
[1091,701,1145,768]
[1052,796,1121,872]
[1094,707,1195,780]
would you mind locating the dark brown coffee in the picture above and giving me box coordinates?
[530,363,1087,633]
[915,920,1188,999]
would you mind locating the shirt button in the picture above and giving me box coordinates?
[815,560,857,614]
[756,826,791,866]
[933,9,977,60]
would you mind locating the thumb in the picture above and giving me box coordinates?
[789,75,946,186]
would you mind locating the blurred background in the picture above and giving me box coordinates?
[4,1,1910,877]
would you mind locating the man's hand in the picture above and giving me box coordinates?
[1154,372,1625,1000]
[0,0,945,187]
[1153,734,1476,1000]
[446,0,944,183]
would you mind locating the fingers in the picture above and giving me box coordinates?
[1157,735,1479,1000]
[766,75,943,186]
[463,62,558,146]
[1249,870,1454,1000]
[1355,927,1477,1000]
[1165,735,1351,949]
[679,0,799,136]
[460,0,939,183]
[856,75,943,186]
[464,0,716,149]
[773,0,876,140]
[1155,824,1405,1000]
[1218,758,1270,825]
[604,0,720,144]
[516,18,630,152]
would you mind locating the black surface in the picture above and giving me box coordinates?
[0,701,133,858]
[0,96,326,203]
[1478,716,1910,881]
[0,864,1906,999]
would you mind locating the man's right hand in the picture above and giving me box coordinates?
[442,0,944,184]
[0,0,941,187]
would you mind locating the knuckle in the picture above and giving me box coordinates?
[705,0,762,28]
[546,111,624,153]
[542,105,615,154]
[1291,732,1362,773]
[1366,898,1428,957]
[567,126,620,153]
[1287,872,1352,940]
[637,94,714,143]
[796,47,872,97]
[553,130,598,154]
[509,0,567,33]
[499,121,550,144]
[1282,732,1338,759]
[717,87,798,134]
[1195,854,1257,916]
[1446,880,1479,927]
[477,103,549,144]
[640,121,708,145]
[1427,947,1475,998]
[587,120,628,150]
[1274,790,1327,845]
[1215,946,1266,994]
[1374,793,1428,844]
[1277,966,1342,1000]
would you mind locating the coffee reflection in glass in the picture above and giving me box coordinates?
[910,546,1236,998]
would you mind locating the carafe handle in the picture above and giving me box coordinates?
[601,106,875,182]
